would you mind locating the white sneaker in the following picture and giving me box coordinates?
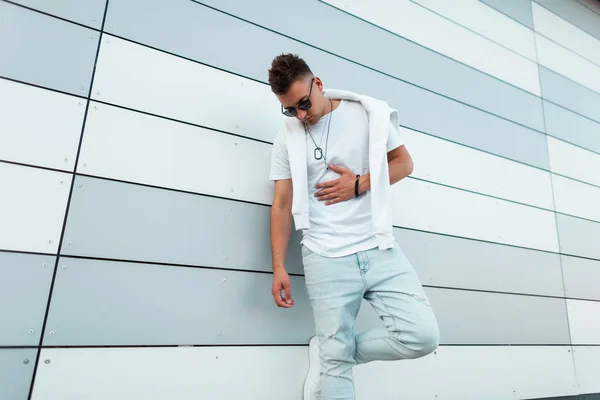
[303,336,322,400]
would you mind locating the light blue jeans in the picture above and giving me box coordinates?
[301,240,440,400]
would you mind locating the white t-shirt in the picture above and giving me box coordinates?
[269,100,403,257]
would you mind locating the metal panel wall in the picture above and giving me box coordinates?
[1,0,599,398]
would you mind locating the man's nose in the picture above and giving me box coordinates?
[297,109,308,120]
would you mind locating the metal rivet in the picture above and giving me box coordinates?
[568,349,571,352]
[60,181,64,185]
[23,359,30,364]
[108,24,113,28]
[80,86,84,90]
[235,124,239,128]
[234,142,238,146]
[45,359,50,364]
[29,329,34,334]
[78,102,82,106]
[94,106,98,110]
[83,164,87,168]
[217,331,222,336]
[222,279,227,283]
[92,17,97,22]
[228,207,232,211]
[43,263,47,267]
[106,39,110,44]
[230,188,234,192]
[225,255,229,260]
[48,240,53,244]
[89,34,93,39]
[68,241,72,245]
[64,158,69,163]
[96,91,101,96]
[49,331,55,335]
[62,265,67,270]
[78,184,83,188]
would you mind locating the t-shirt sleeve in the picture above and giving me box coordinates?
[269,129,292,181]
[386,120,404,152]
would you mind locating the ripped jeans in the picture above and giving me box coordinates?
[301,240,440,400]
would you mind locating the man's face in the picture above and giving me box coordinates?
[278,78,320,125]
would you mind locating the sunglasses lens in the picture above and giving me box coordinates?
[283,108,296,117]
[298,99,311,111]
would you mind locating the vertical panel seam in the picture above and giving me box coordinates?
[532,1,580,392]
[25,1,110,398]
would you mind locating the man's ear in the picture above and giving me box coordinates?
[313,76,324,92]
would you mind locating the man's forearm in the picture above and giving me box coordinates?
[270,206,292,272]
[358,156,413,194]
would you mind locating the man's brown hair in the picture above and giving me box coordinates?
[268,53,313,95]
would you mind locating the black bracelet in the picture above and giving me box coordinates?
[355,175,360,198]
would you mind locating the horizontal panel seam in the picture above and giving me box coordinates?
[10,344,600,349]
[407,0,538,62]
[1,0,100,32]
[188,3,547,131]
[3,158,599,227]
[578,0,600,17]
[29,254,600,302]
[6,71,598,160]
[477,1,534,29]
[533,0,600,47]
[535,31,600,71]
[305,0,542,98]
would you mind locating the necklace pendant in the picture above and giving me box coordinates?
[314,147,323,160]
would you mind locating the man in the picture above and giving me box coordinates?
[267,53,440,400]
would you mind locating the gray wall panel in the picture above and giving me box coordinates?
[104,0,550,170]
[11,0,107,29]
[480,0,534,28]
[0,349,38,400]
[425,288,570,344]
[61,176,304,275]
[394,228,565,297]
[535,0,600,40]
[540,67,600,124]
[0,252,55,346]
[0,2,99,95]
[46,258,570,346]
[44,257,313,345]
[557,214,600,260]
[195,0,545,132]
[562,255,600,301]
[543,100,600,154]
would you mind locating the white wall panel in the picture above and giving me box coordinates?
[31,346,307,400]
[323,0,541,94]
[393,178,559,252]
[79,103,273,205]
[0,163,71,253]
[353,346,577,399]
[0,79,85,171]
[552,174,600,222]
[533,2,600,66]
[31,346,578,400]
[536,33,600,94]
[412,0,537,61]
[567,299,600,344]
[403,127,554,210]
[547,136,600,187]
[91,35,282,144]
[573,346,600,395]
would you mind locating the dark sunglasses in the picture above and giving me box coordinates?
[281,78,314,117]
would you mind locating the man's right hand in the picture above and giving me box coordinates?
[272,268,294,308]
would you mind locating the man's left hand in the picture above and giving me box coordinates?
[314,165,359,206]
